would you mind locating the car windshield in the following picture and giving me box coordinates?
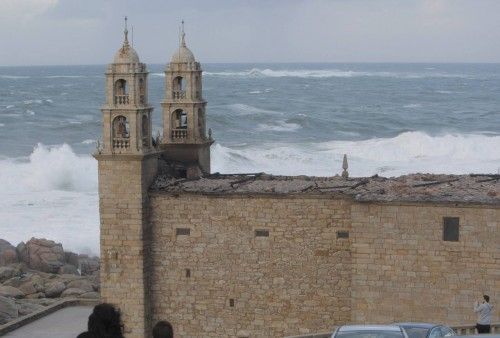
[336,330,404,338]
[403,328,430,338]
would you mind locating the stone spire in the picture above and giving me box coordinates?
[123,16,129,46]
[342,154,349,178]
[180,20,186,47]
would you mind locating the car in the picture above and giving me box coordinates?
[331,325,409,338]
[394,322,455,338]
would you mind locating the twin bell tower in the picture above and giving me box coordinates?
[97,18,213,178]
[94,19,213,337]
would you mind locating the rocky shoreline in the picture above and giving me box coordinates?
[0,238,100,325]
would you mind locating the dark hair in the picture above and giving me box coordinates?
[483,295,490,302]
[87,303,124,338]
[152,321,174,338]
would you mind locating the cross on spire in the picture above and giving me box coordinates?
[123,16,129,46]
[180,20,186,47]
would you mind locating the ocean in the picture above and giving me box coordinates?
[0,63,499,254]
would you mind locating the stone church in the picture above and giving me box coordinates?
[95,20,499,338]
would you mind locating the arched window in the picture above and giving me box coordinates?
[113,116,129,138]
[142,114,149,147]
[114,79,129,104]
[172,76,185,99]
[171,109,188,140]
[139,78,145,104]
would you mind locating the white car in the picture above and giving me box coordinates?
[331,325,410,338]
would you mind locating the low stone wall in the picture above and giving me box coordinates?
[0,298,99,336]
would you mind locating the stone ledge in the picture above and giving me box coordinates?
[0,298,99,336]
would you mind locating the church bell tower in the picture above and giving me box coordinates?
[94,17,157,338]
[161,22,213,177]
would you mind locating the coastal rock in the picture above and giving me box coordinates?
[65,252,79,267]
[78,256,100,276]
[16,301,44,316]
[79,291,100,299]
[45,281,66,298]
[0,240,18,266]
[0,286,24,299]
[0,266,17,283]
[60,287,86,297]
[17,238,65,273]
[66,279,93,292]
[25,292,45,299]
[18,274,45,296]
[58,264,79,275]
[0,296,18,324]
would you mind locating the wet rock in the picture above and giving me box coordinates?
[0,240,18,266]
[17,238,65,273]
[45,281,66,298]
[66,279,93,292]
[0,296,18,324]
[79,291,100,299]
[61,287,86,297]
[58,264,79,275]
[0,286,24,299]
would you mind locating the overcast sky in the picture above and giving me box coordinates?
[1,0,500,66]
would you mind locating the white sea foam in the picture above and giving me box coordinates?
[26,110,35,115]
[249,90,262,94]
[257,121,301,132]
[212,131,500,177]
[5,105,15,109]
[23,99,43,105]
[204,68,474,79]
[227,103,283,116]
[0,144,99,254]
[81,139,95,145]
[0,75,30,79]
[403,104,422,108]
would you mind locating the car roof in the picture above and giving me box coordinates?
[394,323,440,329]
[339,325,403,332]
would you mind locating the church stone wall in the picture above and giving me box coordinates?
[149,194,353,338]
[350,203,499,326]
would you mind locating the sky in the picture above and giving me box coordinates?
[1,0,500,66]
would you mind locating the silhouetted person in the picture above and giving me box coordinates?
[152,321,173,338]
[474,295,493,334]
[77,303,124,338]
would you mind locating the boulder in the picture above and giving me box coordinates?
[78,256,100,276]
[0,266,16,283]
[66,279,93,292]
[16,301,44,316]
[45,281,66,298]
[17,238,65,273]
[17,274,45,296]
[65,252,79,267]
[0,296,18,324]
[79,291,100,299]
[0,240,18,266]
[58,264,79,275]
[60,288,86,297]
[25,292,45,299]
[0,286,24,299]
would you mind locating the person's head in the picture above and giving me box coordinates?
[483,295,490,303]
[153,321,173,338]
[88,303,124,338]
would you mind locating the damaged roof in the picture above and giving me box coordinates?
[151,173,500,205]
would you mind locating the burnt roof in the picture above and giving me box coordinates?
[151,173,500,205]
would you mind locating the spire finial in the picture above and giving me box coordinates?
[123,16,129,46]
[342,154,349,178]
[180,20,186,47]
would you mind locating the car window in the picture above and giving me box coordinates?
[403,328,429,338]
[336,330,405,338]
[429,328,442,338]
[440,327,455,337]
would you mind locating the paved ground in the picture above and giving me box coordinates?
[4,306,92,338]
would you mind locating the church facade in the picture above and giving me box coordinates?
[95,21,499,338]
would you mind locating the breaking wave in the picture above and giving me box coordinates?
[204,68,476,79]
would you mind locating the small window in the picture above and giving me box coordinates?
[176,228,190,236]
[337,231,349,239]
[185,269,191,278]
[443,217,459,241]
[255,229,269,237]
[229,299,235,307]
